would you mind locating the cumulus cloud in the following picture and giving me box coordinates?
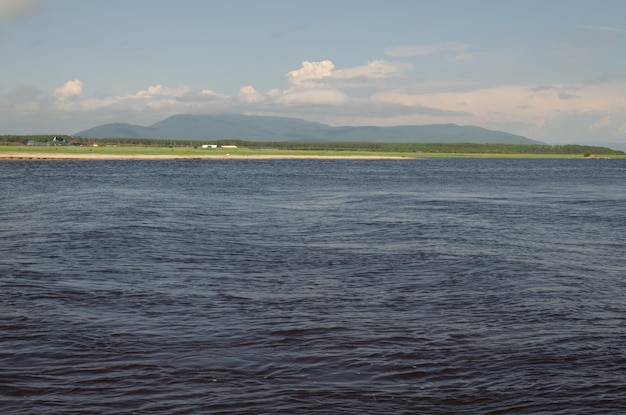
[54,79,83,98]
[130,84,191,99]
[266,59,412,108]
[112,84,231,113]
[285,59,410,89]
[0,79,238,133]
[385,42,470,57]
[0,0,44,22]
[275,89,349,106]
[4,59,416,131]
[332,60,411,79]
[4,56,626,146]
[367,79,626,143]
[200,89,228,98]
[287,60,334,86]
[238,85,265,103]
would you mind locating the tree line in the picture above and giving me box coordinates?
[2,135,623,155]
[236,141,625,155]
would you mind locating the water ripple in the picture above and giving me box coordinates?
[2,159,626,413]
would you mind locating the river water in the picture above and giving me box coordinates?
[1,158,625,414]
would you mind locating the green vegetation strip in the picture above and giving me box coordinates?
[1,136,625,158]
[1,145,624,159]
[0,145,415,158]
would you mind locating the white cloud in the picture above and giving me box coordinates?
[332,60,411,79]
[0,80,236,133]
[385,42,470,57]
[267,88,282,98]
[287,60,334,86]
[274,60,409,106]
[3,57,626,146]
[238,85,265,103]
[282,59,409,95]
[275,89,349,106]
[0,0,43,21]
[200,89,228,99]
[368,79,626,144]
[19,61,382,129]
[287,60,412,88]
[54,79,83,98]
[82,84,230,110]
[130,84,190,99]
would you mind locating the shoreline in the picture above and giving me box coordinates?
[0,152,411,160]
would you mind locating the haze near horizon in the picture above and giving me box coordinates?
[2,0,626,149]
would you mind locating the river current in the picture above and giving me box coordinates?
[1,158,625,414]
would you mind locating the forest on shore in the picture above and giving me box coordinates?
[1,135,624,156]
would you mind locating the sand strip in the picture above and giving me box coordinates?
[0,152,411,160]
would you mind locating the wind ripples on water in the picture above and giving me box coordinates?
[1,158,626,414]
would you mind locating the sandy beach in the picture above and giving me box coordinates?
[0,152,410,160]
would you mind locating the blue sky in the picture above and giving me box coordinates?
[2,0,626,147]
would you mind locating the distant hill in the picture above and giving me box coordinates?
[74,114,542,144]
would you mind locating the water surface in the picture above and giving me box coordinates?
[2,158,625,413]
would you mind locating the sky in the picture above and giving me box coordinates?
[2,0,626,148]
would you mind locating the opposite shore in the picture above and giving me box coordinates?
[1,145,623,160]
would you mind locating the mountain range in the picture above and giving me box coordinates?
[74,114,542,144]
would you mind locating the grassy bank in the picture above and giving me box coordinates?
[0,145,413,158]
[1,145,624,159]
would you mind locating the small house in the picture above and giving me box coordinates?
[50,136,68,146]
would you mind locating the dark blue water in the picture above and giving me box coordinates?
[1,158,626,414]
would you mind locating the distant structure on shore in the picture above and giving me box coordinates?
[201,144,236,149]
